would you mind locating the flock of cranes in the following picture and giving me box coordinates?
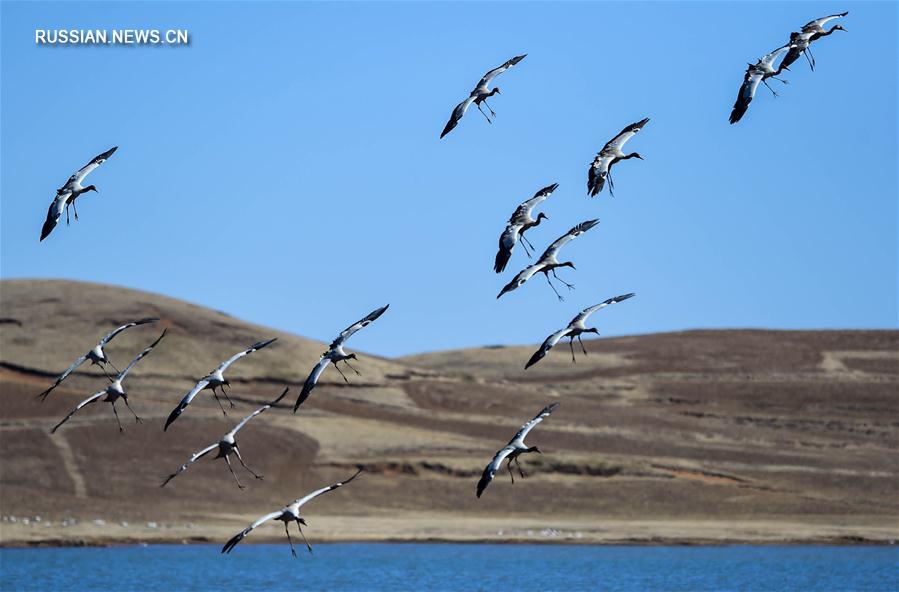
[730,12,848,124]
[31,10,848,556]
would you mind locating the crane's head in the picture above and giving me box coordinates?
[84,185,98,193]
[587,327,600,335]
[296,517,308,526]
[627,152,644,161]
[536,212,549,223]
[347,353,358,361]
[490,87,501,96]
[832,24,847,32]
[526,446,542,454]
[223,379,231,387]
[561,261,576,271]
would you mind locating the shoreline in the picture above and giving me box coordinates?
[2,535,895,549]
[3,514,896,549]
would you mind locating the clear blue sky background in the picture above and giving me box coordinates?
[2,2,896,357]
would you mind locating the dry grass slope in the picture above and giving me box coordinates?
[1,279,897,546]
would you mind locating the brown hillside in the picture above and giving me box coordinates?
[1,280,897,546]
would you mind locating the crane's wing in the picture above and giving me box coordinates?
[511,402,560,442]
[539,219,600,261]
[476,446,514,498]
[330,305,389,349]
[160,443,218,487]
[98,317,160,347]
[117,329,167,380]
[228,387,289,436]
[216,338,277,373]
[50,390,105,433]
[569,292,636,327]
[729,67,762,124]
[293,358,331,412]
[759,44,790,68]
[494,223,521,274]
[36,353,88,401]
[69,146,118,185]
[40,192,71,242]
[164,378,210,431]
[478,54,527,88]
[515,183,558,220]
[496,263,542,299]
[221,511,284,554]
[524,328,571,369]
[777,33,808,73]
[601,118,650,155]
[291,468,363,508]
[440,96,476,139]
[802,11,848,31]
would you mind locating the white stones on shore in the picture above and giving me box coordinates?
[2,515,44,526]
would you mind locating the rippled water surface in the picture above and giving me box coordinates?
[1,544,897,591]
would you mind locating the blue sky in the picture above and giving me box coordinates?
[1,2,896,357]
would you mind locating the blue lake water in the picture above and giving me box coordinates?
[1,544,896,591]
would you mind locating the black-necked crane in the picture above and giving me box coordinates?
[161,388,289,489]
[163,338,278,431]
[36,317,159,401]
[525,293,635,369]
[221,469,363,557]
[440,55,526,138]
[494,183,557,273]
[476,403,559,498]
[293,305,389,413]
[777,12,848,73]
[729,45,791,125]
[40,147,118,241]
[497,220,599,302]
[587,119,649,197]
[50,330,167,433]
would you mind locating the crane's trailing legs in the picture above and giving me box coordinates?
[804,48,815,70]
[334,363,350,383]
[551,269,575,291]
[123,397,142,424]
[544,273,565,302]
[297,522,313,554]
[343,360,361,376]
[284,522,298,558]
[225,455,245,489]
[520,234,536,257]
[212,392,228,416]
[112,403,124,432]
[218,385,236,408]
[476,103,492,124]
[234,448,263,480]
